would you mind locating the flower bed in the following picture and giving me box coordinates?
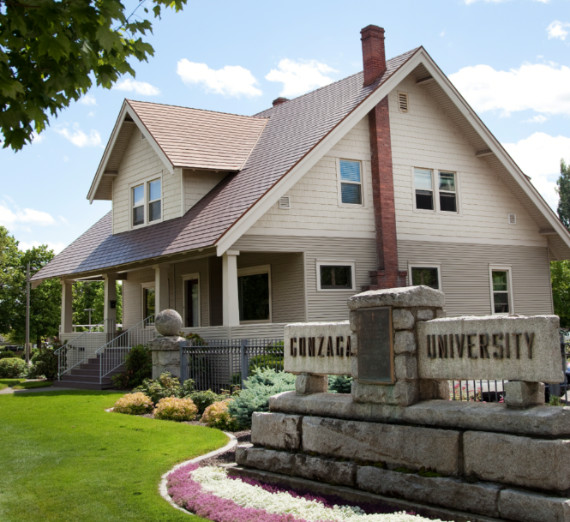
[167,462,440,522]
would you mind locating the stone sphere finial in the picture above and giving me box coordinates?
[155,309,183,336]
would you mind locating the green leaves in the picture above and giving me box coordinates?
[0,0,188,150]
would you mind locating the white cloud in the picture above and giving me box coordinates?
[547,20,570,40]
[176,59,262,98]
[55,125,102,147]
[113,78,160,96]
[19,240,67,254]
[449,62,570,116]
[79,94,97,106]
[0,202,56,228]
[526,115,548,124]
[266,59,337,98]
[31,131,45,144]
[503,132,570,210]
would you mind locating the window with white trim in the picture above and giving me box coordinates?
[413,168,458,213]
[339,160,363,205]
[132,177,162,227]
[238,265,271,322]
[409,265,441,290]
[317,262,355,291]
[490,267,513,314]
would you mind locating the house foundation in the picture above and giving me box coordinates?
[234,286,570,521]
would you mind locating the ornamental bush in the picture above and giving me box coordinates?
[189,389,226,416]
[134,372,182,403]
[154,397,198,422]
[228,368,296,430]
[112,392,154,415]
[328,375,352,393]
[111,344,152,389]
[200,400,238,431]
[0,357,27,378]
[28,347,58,380]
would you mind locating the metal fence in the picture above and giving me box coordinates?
[180,338,284,393]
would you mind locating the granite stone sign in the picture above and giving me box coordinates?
[417,315,563,382]
[284,321,354,375]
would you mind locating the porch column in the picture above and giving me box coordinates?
[60,279,73,336]
[222,250,240,327]
[103,273,117,336]
[154,264,170,314]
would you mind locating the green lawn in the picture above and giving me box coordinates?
[0,391,228,521]
[0,379,53,390]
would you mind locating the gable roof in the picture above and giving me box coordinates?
[33,45,570,282]
[88,101,268,201]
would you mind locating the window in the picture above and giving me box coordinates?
[317,262,355,291]
[131,178,162,227]
[414,168,458,213]
[409,265,440,290]
[490,267,512,314]
[184,276,200,327]
[238,266,271,322]
[339,160,362,205]
[142,284,155,320]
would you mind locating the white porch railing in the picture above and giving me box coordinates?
[96,316,156,383]
[55,325,106,379]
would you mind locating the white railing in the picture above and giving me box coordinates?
[96,316,156,383]
[55,325,105,379]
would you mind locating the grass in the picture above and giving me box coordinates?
[0,378,53,390]
[0,390,228,521]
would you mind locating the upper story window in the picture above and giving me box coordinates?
[339,160,362,205]
[414,168,458,213]
[132,178,162,227]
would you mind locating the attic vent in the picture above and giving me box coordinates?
[278,196,291,210]
[398,92,409,113]
[508,213,517,225]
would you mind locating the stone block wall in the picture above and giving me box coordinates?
[236,398,570,521]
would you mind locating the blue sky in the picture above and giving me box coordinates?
[2,0,570,254]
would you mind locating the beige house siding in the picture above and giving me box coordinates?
[389,76,547,249]
[112,128,181,234]
[183,169,227,214]
[398,240,553,316]
[122,268,154,328]
[233,234,378,323]
[247,117,376,239]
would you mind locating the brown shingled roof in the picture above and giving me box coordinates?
[128,100,268,171]
[33,48,420,282]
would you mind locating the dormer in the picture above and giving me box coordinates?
[87,100,267,235]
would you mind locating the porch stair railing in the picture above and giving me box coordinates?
[55,324,105,379]
[96,315,155,384]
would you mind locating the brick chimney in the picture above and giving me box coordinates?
[363,25,408,290]
[361,25,386,87]
[272,97,289,107]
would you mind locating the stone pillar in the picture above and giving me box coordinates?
[103,273,117,338]
[222,250,240,327]
[149,309,185,379]
[60,279,73,336]
[348,286,446,407]
[154,264,170,313]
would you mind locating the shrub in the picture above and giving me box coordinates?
[134,372,182,404]
[228,368,296,430]
[0,357,27,378]
[328,375,352,394]
[112,344,152,389]
[200,400,238,431]
[113,392,154,415]
[248,341,284,374]
[189,389,227,416]
[154,397,198,421]
[0,350,22,360]
[28,348,58,380]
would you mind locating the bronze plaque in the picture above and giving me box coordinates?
[356,307,393,384]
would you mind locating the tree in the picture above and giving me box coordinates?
[0,226,21,333]
[6,245,61,347]
[0,0,187,150]
[553,159,570,327]
[556,159,570,229]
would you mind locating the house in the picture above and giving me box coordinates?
[33,25,570,383]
